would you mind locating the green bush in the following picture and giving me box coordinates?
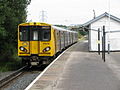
[0,0,31,72]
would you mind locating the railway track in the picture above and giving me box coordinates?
[0,65,27,88]
[0,53,60,89]
[0,44,74,89]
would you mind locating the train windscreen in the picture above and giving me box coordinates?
[19,26,51,41]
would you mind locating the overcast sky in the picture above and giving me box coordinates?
[27,0,120,25]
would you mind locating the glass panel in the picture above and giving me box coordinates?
[33,31,38,40]
[40,26,51,41]
[19,26,29,41]
[42,30,50,41]
[19,26,51,41]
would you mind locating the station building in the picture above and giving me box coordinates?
[83,12,120,51]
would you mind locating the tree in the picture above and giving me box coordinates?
[0,0,31,61]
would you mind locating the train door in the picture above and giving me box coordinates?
[30,28,39,55]
[65,32,67,47]
[63,32,65,48]
[69,32,71,44]
[55,30,60,52]
[72,33,73,43]
[59,31,61,50]
[66,32,68,46]
[61,31,64,49]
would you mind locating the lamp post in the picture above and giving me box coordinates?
[108,0,110,54]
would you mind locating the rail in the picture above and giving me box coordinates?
[0,65,27,88]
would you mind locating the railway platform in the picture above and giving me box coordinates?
[25,40,120,90]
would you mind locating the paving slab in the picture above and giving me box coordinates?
[26,41,120,90]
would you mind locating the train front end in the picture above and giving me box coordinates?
[18,22,55,66]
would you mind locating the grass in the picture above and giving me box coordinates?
[0,53,22,72]
[0,60,22,72]
[79,35,88,41]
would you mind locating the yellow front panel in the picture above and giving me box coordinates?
[30,41,39,54]
[18,22,56,57]
[38,29,55,57]
[39,42,50,56]
[18,41,30,56]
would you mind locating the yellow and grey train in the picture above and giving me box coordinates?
[18,22,78,66]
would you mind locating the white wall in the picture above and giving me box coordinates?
[90,16,120,51]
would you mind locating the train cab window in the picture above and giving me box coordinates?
[30,26,39,41]
[33,31,38,40]
[40,26,51,41]
[19,26,29,41]
[41,30,50,41]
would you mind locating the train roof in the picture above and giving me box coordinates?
[18,22,77,33]
[19,22,51,26]
[52,26,77,33]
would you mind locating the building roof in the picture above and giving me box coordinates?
[83,12,120,26]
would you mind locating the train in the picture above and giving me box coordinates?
[18,22,78,66]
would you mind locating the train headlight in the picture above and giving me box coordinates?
[19,46,27,52]
[43,47,51,52]
[20,47,24,51]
